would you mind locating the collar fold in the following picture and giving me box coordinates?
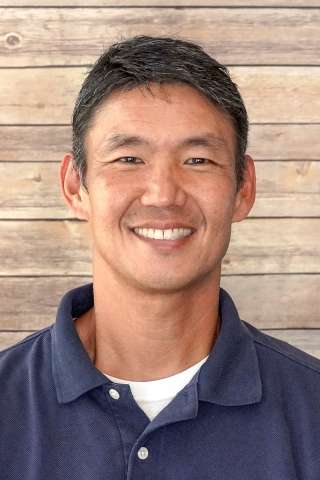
[198,288,262,406]
[51,284,262,406]
[51,284,107,403]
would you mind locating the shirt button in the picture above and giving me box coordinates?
[137,447,149,460]
[109,388,120,400]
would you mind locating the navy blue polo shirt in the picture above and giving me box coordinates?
[1,283,320,479]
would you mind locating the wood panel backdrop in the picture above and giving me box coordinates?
[1,0,320,356]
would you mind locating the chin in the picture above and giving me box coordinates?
[129,272,200,294]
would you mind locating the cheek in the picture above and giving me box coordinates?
[89,178,134,225]
[197,180,237,218]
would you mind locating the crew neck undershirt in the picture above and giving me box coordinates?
[104,356,209,421]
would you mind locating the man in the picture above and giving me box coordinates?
[1,35,320,479]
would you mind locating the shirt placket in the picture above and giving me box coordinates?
[104,383,150,475]
[126,380,199,479]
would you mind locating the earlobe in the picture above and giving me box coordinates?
[232,155,256,223]
[60,152,90,221]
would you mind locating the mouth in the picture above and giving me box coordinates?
[130,227,196,252]
[132,227,195,241]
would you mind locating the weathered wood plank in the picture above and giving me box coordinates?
[251,161,320,217]
[221,274,320,329]
[0,219,320,275]
[261,330,320,359]
[1,161,320,219]
[0,332,37,351]
[248,124,320,161]
[1,67,320,125]
[234,67,320,124]
[0,162,69,219]
[3,1,320,8]
[1,124,320,162]
[0,220,93,276]
[1,8,320,67]
[1,329,320,358]
[0,276,91,330]
[0,275,319,331]
[0,126,72,161]
[225,218,320,275]
[0,68,82,125]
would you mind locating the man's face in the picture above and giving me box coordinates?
[75,83,253,293]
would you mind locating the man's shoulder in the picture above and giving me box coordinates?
[244,320,320,376]
[0,327,52,368]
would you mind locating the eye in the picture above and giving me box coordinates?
[117,157,142,163]
[186,158,211,165]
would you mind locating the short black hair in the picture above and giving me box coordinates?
[72,35,249,191]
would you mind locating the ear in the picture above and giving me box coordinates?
[60,152,90,221]
[232,155,256,223]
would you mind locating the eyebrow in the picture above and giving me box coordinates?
[179,134,227,150]
[102,134,150,152]
[102,132,228,153]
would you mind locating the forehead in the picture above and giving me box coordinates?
[86,83,236,154]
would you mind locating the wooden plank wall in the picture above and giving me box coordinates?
[1,1,320,357]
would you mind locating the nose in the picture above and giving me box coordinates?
[139,160,188,208]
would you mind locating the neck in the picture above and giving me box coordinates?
[75,265,221,382]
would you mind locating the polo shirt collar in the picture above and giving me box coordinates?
[52,283,107,403]
[198,288,262,406]
[51,283,262,406]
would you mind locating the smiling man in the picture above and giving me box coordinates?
[1,36,320,479]
[62,81,254,384]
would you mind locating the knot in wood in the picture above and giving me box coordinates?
[33,174,42,183]
[5,32,22,49]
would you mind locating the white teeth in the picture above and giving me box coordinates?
[164,229,173,240]
[133,227,193,241]
[153,229,163,240]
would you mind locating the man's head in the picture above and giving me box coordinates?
[61,35,255,294]
[72,35,248,192]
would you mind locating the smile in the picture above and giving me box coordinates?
[133,227,194,241]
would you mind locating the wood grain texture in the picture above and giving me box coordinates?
[234,67,320,123]
[248,124,320,161]
[0,332,37,351]
[1,67,320,125]
[221,274,320,328]
[261,330,320,359]
[0,220,93,275]
[2,1,320,8]
[1,8,320,67]
[0,162,68,219]
[0,68,81,125]
[1,329,320,357]
[2,124,320,162]
[1,161,320,219]
[225,218,320,275]
[0,126,72,161]
[251,161,320,218]
[0,276,91,330]
[0,219,320,276]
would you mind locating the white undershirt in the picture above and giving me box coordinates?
[105,356,208,421]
